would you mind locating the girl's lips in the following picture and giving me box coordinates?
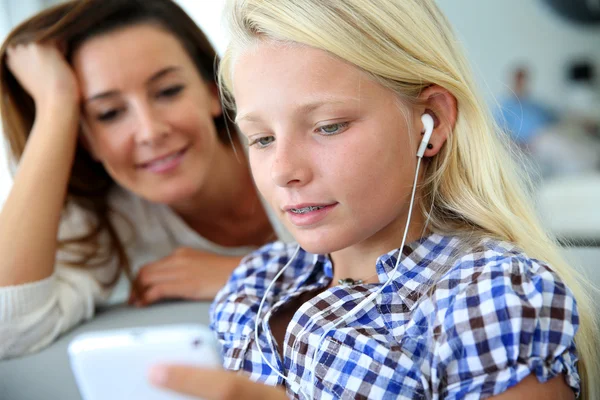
[285,203,338,227]
[139,147,188,174]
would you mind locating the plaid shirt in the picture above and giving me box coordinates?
[210,233,580,399]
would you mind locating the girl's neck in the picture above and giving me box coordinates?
[329,206,427,285]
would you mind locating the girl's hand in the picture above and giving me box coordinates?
[6,42,80,108]
[130,248,244,306]
[148,365,288,400]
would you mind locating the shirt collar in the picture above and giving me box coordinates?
[303,233,455,308]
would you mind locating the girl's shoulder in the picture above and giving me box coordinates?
[405,233,573,314]
[430,234,577,337]
[427,234,580,397]
[436,235,570,299]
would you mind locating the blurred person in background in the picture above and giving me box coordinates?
[496,65,557,150]
[530,61,600,179]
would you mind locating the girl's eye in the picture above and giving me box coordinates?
[316,122,350,136]
[158,85,184,98]
[249,136,275,149]
[96,109,122,122]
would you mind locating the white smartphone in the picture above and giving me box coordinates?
[68,324,222,400]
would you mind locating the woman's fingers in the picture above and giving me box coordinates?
[4,42,79,105]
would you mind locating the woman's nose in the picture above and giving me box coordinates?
[133,103,170,146]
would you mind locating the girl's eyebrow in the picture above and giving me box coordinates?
[235,98,352,124]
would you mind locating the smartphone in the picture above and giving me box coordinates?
[68,324,222,400]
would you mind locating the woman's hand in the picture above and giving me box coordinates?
[130,248,244,306]
[149,365,288,400]
[6,42,80,108]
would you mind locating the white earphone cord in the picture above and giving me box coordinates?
[254,245,308,396]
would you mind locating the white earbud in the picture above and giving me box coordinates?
[416,113,434,158]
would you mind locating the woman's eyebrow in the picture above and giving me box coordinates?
[85,66,182,104]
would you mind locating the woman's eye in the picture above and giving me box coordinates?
[250,136,275,149]
[317,122,350,136]
[96,109,122,122]
[158,85,184,98]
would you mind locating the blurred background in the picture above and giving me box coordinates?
[1,0,599,245]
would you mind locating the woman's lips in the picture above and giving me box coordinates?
[138,147,188,174]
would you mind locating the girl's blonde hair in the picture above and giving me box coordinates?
[218,0,600,398]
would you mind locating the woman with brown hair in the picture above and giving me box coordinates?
[0,0,289,359]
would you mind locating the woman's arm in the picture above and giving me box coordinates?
[0,43,80,286]
[0,260,117,359]
[0,44,109,360]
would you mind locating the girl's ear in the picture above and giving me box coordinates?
[415,85,457,157]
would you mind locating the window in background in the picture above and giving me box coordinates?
[174,0,228,55]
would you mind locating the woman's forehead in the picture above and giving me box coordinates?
[72,25,193,96]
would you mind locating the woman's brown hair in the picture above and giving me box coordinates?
[0,0,231,286]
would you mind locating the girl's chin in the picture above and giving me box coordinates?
[293,235,346,255]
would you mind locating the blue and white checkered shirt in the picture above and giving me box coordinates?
[210,233,580,399]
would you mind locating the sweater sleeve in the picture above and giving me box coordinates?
[0,204,118,360]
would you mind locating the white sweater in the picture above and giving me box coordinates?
[0,187,291,359]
